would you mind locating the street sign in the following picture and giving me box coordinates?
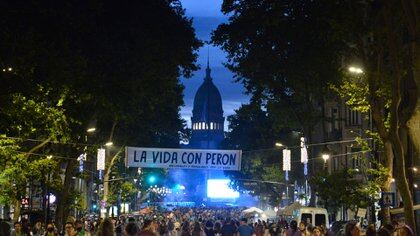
[381,192,395,207]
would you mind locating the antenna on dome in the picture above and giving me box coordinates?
[205,45,211,80]
[207,46,210,69]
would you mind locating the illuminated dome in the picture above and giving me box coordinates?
[192,69,223,122]
[190,61,224,149]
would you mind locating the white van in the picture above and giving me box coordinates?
[293,207,329,228]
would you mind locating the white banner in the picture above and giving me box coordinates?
[97,148,105,170]
[125,147,242,171]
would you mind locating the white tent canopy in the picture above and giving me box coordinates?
[263,209,277,218]
[242,207,264,214]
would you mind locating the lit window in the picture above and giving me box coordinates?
[198,123,201,130]
[210,122,214,130]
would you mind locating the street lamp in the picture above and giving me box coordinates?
[87,127,96,133]
[275,142,284,148]
[105,141,113,147]
[322,154,330,163]
[348,66,364,74]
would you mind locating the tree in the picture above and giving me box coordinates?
[213,0,418,229]
[0,93,67,220]
[212,0,341,138]
[310,166,387,217]
[328,0,418,230]
[1,0,201,227]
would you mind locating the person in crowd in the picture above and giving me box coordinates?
[97,218,115,236]
[158,220,169,236]
[214,221,221,236]
[174,221,181,236]
[366,224,377,236]
[298,222,309,236]
[167,219,175,236]
[12,222,24,236]
[64,222,77,236]
[377,223,394,236]
[221,218,237,236]
[394,223,414,236]
[284,220,301,236]
[181,221,191,236]
[191,222,204,236]
[263,221,269,236]
[204,220,215,236]
[345,221,360,236]
[254,220,264,236]
[44,223,57,236]
[21,220,32,236]
[116,219,124,236]
[125,222,139,236]
[32,221,44,236]
[74,220,86,236]
[311,226,322,236]
[237,218,253,236]
[268,221,280,236]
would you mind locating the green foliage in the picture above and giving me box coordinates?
[0,143,60,206]
[0,92,70,140]
[330,74,371,113]
[120,182,138,202]
[310,166,386,214]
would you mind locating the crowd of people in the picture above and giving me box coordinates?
[2,207,415,236]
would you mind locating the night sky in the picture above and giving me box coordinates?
[179,0,250,130]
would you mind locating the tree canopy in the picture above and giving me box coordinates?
[0,0,201,226]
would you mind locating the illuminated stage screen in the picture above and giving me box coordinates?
[207,179,239,199]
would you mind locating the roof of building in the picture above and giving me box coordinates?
[192,63,223,122]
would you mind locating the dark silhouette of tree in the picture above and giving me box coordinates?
[0,0,201,228]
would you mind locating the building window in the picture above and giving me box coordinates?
[333,156,339,171]
[331,108,339,130]
[210,122,214,130]
[347,108,361,125]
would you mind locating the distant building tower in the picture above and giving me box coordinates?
[189,60,224,149]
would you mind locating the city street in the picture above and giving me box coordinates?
[0,0,418,236]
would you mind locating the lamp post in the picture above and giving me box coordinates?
[101,142,113,218]
[321,144,331,172]
[276,142,291,205]
[84,127,95,214]
[322,154,330,171]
